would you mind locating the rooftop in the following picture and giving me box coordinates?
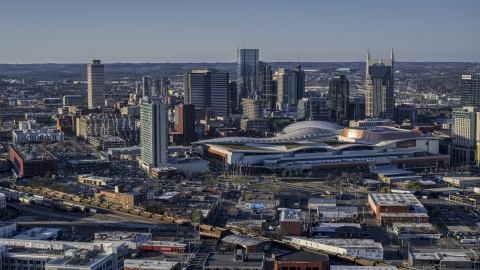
[279,208,301,221]
[13,228,61,240]
[308,198,337,205]
[141,241,187,248]
[275,250,328,262]
[123,259,178,270]
[330,267,398,270]
[291,237,383,249]
[221,234,268,246]
[204,252,264,268]
[89,135,125,143]
[12,144,56,161]
[369,193,427,213]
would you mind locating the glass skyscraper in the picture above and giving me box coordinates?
[365,49,394,119]
[461,73,480,107]
[237,49,259,103]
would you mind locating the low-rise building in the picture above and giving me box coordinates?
[95,231,152,249]
[155,192,181,203]
[0,238,129,270]
[279,208,302,236]
[203,251,265,270]
[274,250,329,270]
[0,222,16,238]
[9,144,58,178]
[308,198,337,210]
[124,260,179,270]
[13,227,61,240]
[78,174,114,187]
[140,240,188,253]
[331,267,397,270]
[290,237,383,260]
[220,235,270,253]
[67,158,110,174]
[408,250,479,269]
[311,223,363,239]
[368,193,428,225]
[89,135,126,150]
[392,223,441,239]
[13,129,64,143]
[94,189,147,208]
[317,206,358,221]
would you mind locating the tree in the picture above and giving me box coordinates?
[192,210,204,224]
[341,172,349,181]
[227,206,237,217]
[465,165,472,173]
[282,170,287,178]
[405,181,425,194]
[325,174,334,184]
[80,193,86,199]
[380,186,391,193]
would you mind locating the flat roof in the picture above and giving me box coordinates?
[13,228,61,240]
[424,187,459,192]
[280,209,301,221]
[292,237,383,249]
[221,234,268,246]
[204,252,264,267]
[436,252,471,262]
[308,198,336,205]
[142,241,187,248]
[369,193,427,213]
[123,259,178,270]
[331,267,398,270]
[317,206,358,212]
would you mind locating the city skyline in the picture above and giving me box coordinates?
[0,0,479,64]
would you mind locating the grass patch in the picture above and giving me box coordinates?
[248,184,283,194]
[271,142,305,150]
[217,144,264,151]
[310,140,352,148]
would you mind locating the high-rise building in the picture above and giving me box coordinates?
[237,49,259,102]
[141,76,150,97]
[161,76,170,98]
[394,104,417,125]
[461,73,480,107]
[87,59,105,108]
[365,49,394,119]
[294,65,306,102]
[242,94,265,120]
[276,68,298,111]
[348,98,366,121]
[297,97,330,121]
[228,81,238,111]
[259,61,275,109]
[328,75,349,124]
[140,97,168,170]
[172,103,198,146]
[184,69,229,117]
[452,107,480,165]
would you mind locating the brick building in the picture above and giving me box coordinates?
[274,250,329,270]
[9,145,58,178]
[94,189,146,208]
[219,235,270,253]
[279,208,302,236]
[368,193,429,225]
[171,103,197,146]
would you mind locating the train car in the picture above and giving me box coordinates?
[19,197,33,204]
[42,201,51,207]
[141,211,152,218]
[33,195,45,200]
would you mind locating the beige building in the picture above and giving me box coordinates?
[87,59,105,108]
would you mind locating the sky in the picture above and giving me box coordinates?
[0,0,479,64]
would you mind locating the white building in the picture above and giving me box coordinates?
[317,206,358,221]
[331,267,397,270]
[308,198,337,210]
[290,237,383,260]
[13,227,61,240]
[124,259,179,270]
[95,231,152,249]
[140,97,168,170]
[451,106,480,165]
[13,129,65,143]
[0,223,16,238]
[0,238,128,270]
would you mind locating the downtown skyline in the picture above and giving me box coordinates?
[0,0,479,64]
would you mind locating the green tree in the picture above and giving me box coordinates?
[380,186,391,193]
[80,193,86,199]
[192,210,204,224]
[405,182,425,194]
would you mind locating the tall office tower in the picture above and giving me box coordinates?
[87,60,105,108]
[348,98,366,121]
[259,61,275,109]
[141,76,150,97]
[140,97,168,170]
[328,75,350,124]
[228,81,238,111]
[161,76,170,98]
[461,73,480,107]
[151,78,161,97]
[294,65,306,101]
[452,106,480,165]
[297,97,330,121]
[365,49,394,119]
[237,49,259,103]
[173,103,198,145]
[275,68,298,111]
[184,69,229,117]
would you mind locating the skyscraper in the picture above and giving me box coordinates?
[328,75,349,124]
[141,76,150,98]
[294,65,306,102]
[140,97,168,170]
[87,60,105,108]
[259,61,275,109]
[365,49,394,119]
[276,68,298,111]
[452,106,480,165]
[461,73,480,107]
[173,103,197,146]
[184,69,229,117]
[237,49,259,103]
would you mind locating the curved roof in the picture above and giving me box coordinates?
[196,121,342,145]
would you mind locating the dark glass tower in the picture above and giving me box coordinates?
[365,49,394,119]
[328,75,349,124]
[461,73,480,107]
[259,61,275,109]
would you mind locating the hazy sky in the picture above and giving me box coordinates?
[1,0,479,63]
